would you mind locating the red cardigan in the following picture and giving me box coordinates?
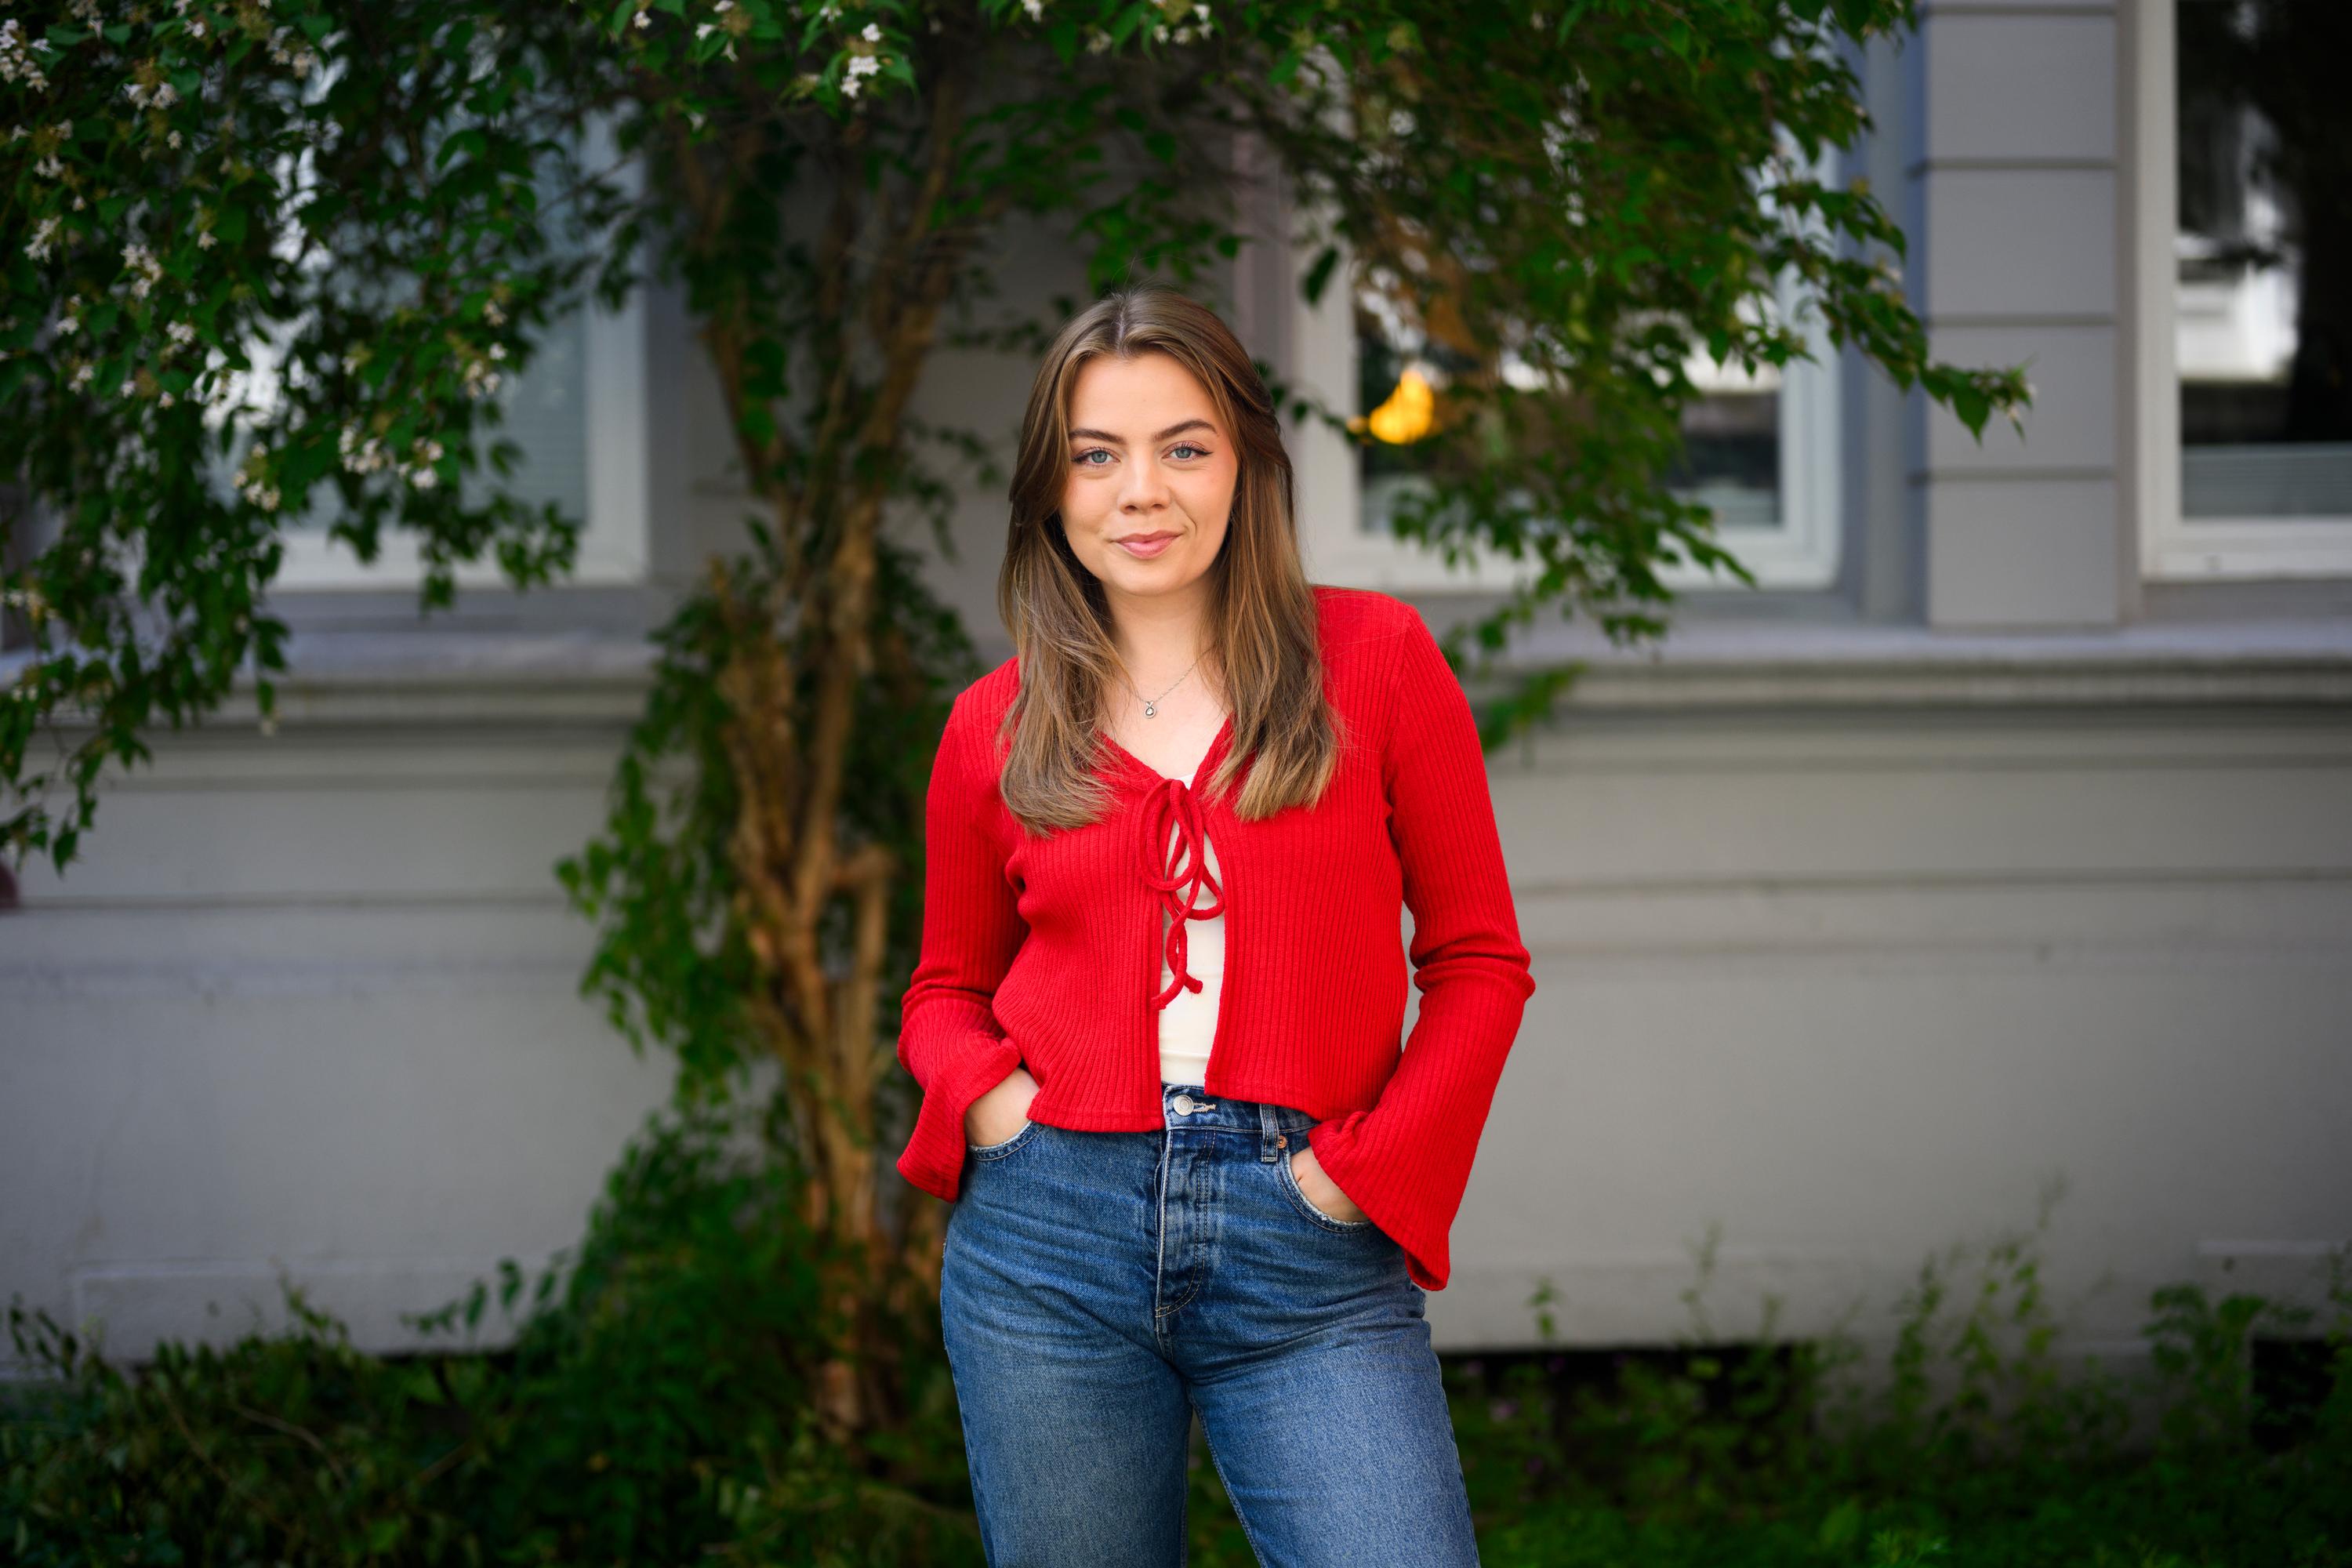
[892,584,1536,1290]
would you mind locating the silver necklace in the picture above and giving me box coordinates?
[1123,651,1204,719]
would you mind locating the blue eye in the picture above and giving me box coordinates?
[1171,442,1210,459]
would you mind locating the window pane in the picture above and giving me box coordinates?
[1353,289,1786,535]
[202,122,594,559]
[2175,0,2352,520]
[1353,287,1483,536]
[1663,354,1782,531]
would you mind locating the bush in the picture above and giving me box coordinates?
[1430,1201,2352,1568]
[3,1099,984,1567]
[9,1133,2349,1566]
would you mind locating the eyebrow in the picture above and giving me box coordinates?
[1068,418,1219,445]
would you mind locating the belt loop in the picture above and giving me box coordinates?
[1258,1102,1280,1163]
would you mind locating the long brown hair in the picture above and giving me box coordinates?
[995,284,1341,836]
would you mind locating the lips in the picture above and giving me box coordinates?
[1112,532,1178,558]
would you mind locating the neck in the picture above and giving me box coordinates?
[1105,577,1214,689]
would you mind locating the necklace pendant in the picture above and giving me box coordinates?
[1143,702,1157,718]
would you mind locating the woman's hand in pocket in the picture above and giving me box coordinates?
[1288,1145,1370,1225]
[964,1065,1040,1148]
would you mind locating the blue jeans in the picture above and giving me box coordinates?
[940,1081,1481,1567]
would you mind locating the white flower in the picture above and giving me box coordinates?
[23,214,60,261]
[339,426,391,475]
[1022,0,1042,18]
[697,22,714,38]
[633,9,648,27]
[861,21,880,42]
[840,74,861,98]
[197,229,216,249]
[118,241,165,300]
[846,53,880,78]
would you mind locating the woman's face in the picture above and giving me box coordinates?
[1058,350,1237,615]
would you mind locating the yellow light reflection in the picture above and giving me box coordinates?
[1352,365,1436,445]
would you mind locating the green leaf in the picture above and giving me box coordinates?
[437,129,488,171]
[1301,245,1340,306]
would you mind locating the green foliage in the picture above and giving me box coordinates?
[13,1162,2345,1566]
[2,1098,985,1566]
[554,534,983,1099]
[1218,0,2034,700]
[1429,1200,2352,1568]
[1,0,644,873]
[6,0,2031,880]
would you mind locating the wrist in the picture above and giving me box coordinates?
[964,1065,1036,1140]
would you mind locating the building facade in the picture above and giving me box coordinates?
[4,0,2347,1379]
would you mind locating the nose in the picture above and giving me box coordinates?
[1120,452,1171,511]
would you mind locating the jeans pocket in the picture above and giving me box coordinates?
[967,1118,1042,1160]
[1274,1149,1376,1232]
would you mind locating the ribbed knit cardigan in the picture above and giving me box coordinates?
[892,584,1537,1291]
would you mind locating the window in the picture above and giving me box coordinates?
[1258,143,1843,595]
[2136,0,2352,579]
[209,111,650,591]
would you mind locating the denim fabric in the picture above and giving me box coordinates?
[940,1081,1481,1567]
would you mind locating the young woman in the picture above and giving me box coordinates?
[894,283,1535,1567]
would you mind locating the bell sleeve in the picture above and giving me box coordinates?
[1301,608,1537,1290]
[893,688,1028,1203]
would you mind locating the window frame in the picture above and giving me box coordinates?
[1245,142,1844,597]
[268,113,652,593]
[2132,0,2352,580]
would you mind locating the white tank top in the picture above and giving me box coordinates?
[1157,818,1223,1087]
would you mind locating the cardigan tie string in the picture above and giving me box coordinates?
[1138,775,1222,1011]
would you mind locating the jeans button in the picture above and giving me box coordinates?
[1172,1092,1196,1115]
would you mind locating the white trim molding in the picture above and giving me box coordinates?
[2132,0,2352,581]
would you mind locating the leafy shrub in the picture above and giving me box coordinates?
[3,1099,983,1567]
[9,1136,2348,1566]
[1437,1192,2352,1568]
